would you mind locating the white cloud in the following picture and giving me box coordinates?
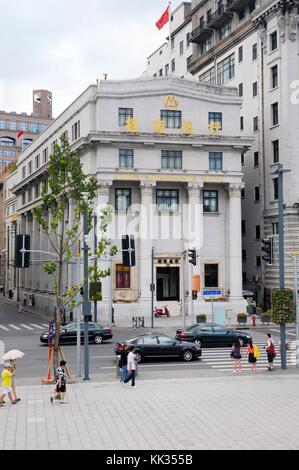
[0,0,182,116]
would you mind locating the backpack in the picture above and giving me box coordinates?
[268,341,275,354]
[253,345,260,359]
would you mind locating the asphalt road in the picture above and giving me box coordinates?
[0,299,297,379]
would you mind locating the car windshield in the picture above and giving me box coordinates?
[127,337,138,344]
[185,324,198,331]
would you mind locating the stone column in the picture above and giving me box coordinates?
[96,181,112,307]
[228,184,244,301]
[139,182,156,304]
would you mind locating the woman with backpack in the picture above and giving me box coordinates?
[265,333,276,371]
[247,340,259,373]
[231,339,242,374]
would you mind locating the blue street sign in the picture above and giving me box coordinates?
[202,290,222,297]
[48,320,54,344]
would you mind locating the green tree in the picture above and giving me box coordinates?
[271,289,295,324]
[34,136,116,371]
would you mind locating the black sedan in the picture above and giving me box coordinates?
[115,333,202,363]
[40,322,113,345]
[175,323,252,348]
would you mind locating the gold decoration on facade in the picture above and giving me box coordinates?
[209,121,221,136]
[125,118,139,133]
[153,119,165,134]
[164,95,179,110]
[181,120,193,135]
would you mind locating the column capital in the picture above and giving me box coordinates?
[140,181,156,197]
[227,183,244,198]
[187,182,203,198]
[97,180,112,196]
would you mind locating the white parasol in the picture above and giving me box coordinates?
[2,350,25,361]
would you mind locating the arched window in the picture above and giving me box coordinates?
[23,138,33,148]
[0,137,16,147]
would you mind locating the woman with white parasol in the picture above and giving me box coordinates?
[2,350,25,403]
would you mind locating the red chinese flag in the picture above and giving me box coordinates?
[17,130,24,139]
[155,6,170,30]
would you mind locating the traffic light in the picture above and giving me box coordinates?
[188,249,196,266]
[122,235,136,267]
[15,235,30,268]
[262,237,273,265]
[192,290,198,300]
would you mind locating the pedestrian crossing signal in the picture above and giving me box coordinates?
[188,249,196,266]
[122,235,136,267]
[15,235,30,268]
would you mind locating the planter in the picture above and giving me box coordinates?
[237,314,248,325]
[261,315,271,325]
[196,315,207,324]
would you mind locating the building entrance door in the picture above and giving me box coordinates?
[156,267,180,301]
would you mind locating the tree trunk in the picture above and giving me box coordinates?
[53,258,63,374]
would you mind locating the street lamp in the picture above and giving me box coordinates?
[81,192,91,381]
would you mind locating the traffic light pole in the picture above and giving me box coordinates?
[93,213,98,323]
[278,164,287,370]
[191,262,194,325]
[82,205,91,381]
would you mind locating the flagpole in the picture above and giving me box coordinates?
[169,1,172,76]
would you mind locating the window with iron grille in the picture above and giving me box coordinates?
[118,108,133,127]
[156,190,179,211]
[161,150,182,169]
[199,67,216,85]
[160,110,182,129]
[119,149,134,169]
[219,22,231,41]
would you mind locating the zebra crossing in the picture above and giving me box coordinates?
[201,342,297,372]
[0,323,48,333]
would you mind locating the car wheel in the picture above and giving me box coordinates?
[94,335,103,345]
[193,339,202,347]
[134,351,143,363]
[182,350,194,362]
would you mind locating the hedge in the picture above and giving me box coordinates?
[271,289,295,324]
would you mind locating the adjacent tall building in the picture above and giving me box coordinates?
[145,0,299,308]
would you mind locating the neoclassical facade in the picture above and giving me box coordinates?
[6,78,252,323]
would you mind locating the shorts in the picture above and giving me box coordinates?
[267,353,275,364]
[248,353,257,364]
[56,384,66,394]
[232,354,242,360]
[1,386,12,395]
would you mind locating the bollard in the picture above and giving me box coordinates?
[132,317,138,328]
[252,316,256,327]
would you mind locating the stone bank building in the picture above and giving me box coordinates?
[6,78,252,323]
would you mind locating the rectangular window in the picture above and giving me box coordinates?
[203,190,218,213]
[252,81,258,97]
[43,148,48,163]
[0,120,6,129]
[219,22,231,40]
[156,189,179,211]
[27,188,32,202]
[209,152,223,170]
[208,112,222,130]
[217,54,235,85]
[171,59,176,72]
[273,178,278,200]
[240,116,244,131]
[272,140,279,163]
[238,83,243,97]
[119,149,134,169]
[256,256,261,267]
[271,65,278,88]
[242,220,246,235]
[253,116,258,131]
[161,110,182,129]
[22,193,26,205]
[35,154,40,169]
[238,46,243,63]
[270,31,278,51]
[199,67,216,85]
[239,9,245,20]
[241,188,245,198]
[254,151,259,167]
[28,161,32,175]
[255,225,261,240]
[171,37,175,49]
[115,189,131,212]
[255,186,260,202]
[249,0,256,12]
[165,64,169,76]
[118,108,133,127]
[116,265,131,289]
[180,41,184,56]
[241,154,244,165]
[252,43,257,60]
[22,167,26,179]
[35,184,40,199]
[186,33,191,48]
[271,102,279,126]
[272,222,279,234]
[204,264,218,288]
[242,272,247,283]
[19,122,27,132]
[72,121,80,141]
[31,123,39,133]
[10,121,17,131]
[161,150,182,169]
[159,69,163,77]
[199,16,204,28]
[207,10,212,22]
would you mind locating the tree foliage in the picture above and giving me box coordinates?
[271,289,295,324]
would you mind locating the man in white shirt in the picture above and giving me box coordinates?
[124,346,137,387]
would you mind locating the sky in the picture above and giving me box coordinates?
[0,0,182,117]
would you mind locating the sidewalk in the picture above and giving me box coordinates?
[1,374,299,450]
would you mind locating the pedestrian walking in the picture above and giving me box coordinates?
[231,339,242,373]
[0,363,17,406]
[265,333,276,371]
[118,343,129,384]
[23,294,27,307]
[17,299,22,313]
[247,340,259,373]
[124,346,137,388]
[10,359,20,402]
[51,360,67,404]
